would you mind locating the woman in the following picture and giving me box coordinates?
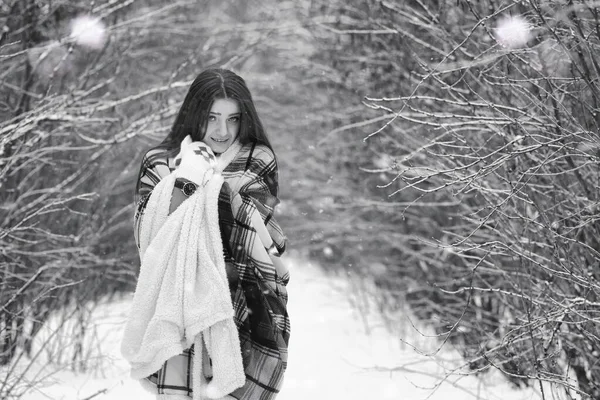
[122,69,290,400]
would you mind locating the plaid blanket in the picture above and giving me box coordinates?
[134,142,289,400]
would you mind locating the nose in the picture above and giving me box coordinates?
[217,119,228,137]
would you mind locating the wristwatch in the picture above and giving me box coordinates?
[174,179,198,196]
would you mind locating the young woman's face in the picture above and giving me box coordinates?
[201,98,241,154]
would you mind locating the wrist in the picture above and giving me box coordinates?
[174,178,198,197]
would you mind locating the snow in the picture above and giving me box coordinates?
[70,16,107,50]
[495,15,532,49]
[15,257,541,400]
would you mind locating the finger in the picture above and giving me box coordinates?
[192,147,216,162]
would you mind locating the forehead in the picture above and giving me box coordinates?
[210,98,240,115]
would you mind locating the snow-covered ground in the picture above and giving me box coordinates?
[13,257,543,400]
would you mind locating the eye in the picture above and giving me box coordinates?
[208,115,217,122]
[228,116,240,123]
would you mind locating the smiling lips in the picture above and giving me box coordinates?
[211,137,229,143]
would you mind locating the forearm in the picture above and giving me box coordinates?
[169,182,187,215]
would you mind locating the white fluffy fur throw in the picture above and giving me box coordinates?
[121,138,245,400]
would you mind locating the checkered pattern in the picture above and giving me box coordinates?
[146,347,194,396]
[134,142,289,399]
[174,143,217,168]
[194,145,216,162]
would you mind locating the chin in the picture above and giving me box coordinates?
[211,144,230,155]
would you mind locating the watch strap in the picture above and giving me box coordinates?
[174,179,198,196]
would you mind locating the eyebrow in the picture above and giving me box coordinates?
[209,112,241,116]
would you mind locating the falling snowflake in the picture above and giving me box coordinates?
[70,15,107,50]
[369,262,387,277]
[373,153,394,170]
[495,15,531,49]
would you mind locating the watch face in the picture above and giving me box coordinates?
[183,182,197,196]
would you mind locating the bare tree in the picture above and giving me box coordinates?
[306,0,600,398]
[0,0,311,397]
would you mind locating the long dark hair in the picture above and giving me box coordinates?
[160,68,271,151]
[135,69,272,198]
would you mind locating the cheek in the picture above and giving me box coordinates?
[203,123,218,137]
[199,122,208,135]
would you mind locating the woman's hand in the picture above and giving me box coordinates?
[174,136,217,185]
[169,137,219,214]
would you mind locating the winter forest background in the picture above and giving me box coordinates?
[1,0,600,399]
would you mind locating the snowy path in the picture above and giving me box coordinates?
[280,259,536,400]
[22,257,539,400]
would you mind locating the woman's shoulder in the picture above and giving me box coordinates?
[239,142,276,164]
[224,142,276,179]
[140,146,174,175]
[143,146,169,161]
